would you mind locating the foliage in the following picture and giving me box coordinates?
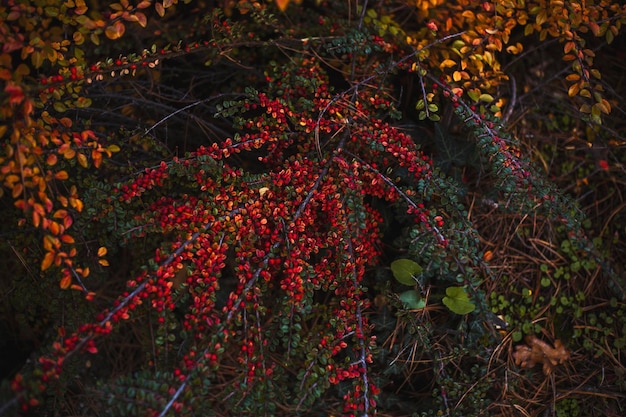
[1,0,625,416]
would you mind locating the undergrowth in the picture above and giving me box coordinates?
[1,0,625,416]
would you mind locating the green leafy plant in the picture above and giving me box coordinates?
[390,259,423,286]
[442,286,475,315]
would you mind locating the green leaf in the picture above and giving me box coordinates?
[53,101,67,113]
[467,90,480,102]
[398,290,426,310]
[391,259,422,286]
[442,286,475,314]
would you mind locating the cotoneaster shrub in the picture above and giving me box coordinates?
[1,0,625,416]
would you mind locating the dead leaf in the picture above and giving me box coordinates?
[512,335,570,375]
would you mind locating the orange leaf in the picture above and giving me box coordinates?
[4,83,25,106]
[70,197,83,212]
[53,209,68,219]
[155,2,165,17]
[104,21,125,40]
[46,154,58,166]
[588,21,601,37]
[97,246,108,257]
[55,170,69,180]
[567,83,580,97]
[63,215,73,228]
[11,183,23,199]
[32,211,41,228]
[42,252,55,271]
[92,150,102,168]
[43,235,58,252]
[276,0,289,11]
[563,41,576,54]
[59,117,73,127]
[60,234,75,244]
[134,12,147,27]
[59,274,72,289]
[49,220,61,236]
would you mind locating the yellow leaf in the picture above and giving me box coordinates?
[77,152,88,168]
[597,99,611,114]
[43,235,57,252]
[73,31,85,45]
[439,59,457,69]
[71,197,84,212]
[524,24,534,36]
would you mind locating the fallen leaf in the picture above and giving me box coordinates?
[513,335,570,375]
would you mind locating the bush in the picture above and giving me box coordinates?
[1,0,625,415]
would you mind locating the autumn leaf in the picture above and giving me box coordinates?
[276,0,290,11]
[41,252,56,271]
[155,2,165,17]
[105,21,125,40]
[513,335,570,375]
[59,274,72,289]
[4,83,25,106]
